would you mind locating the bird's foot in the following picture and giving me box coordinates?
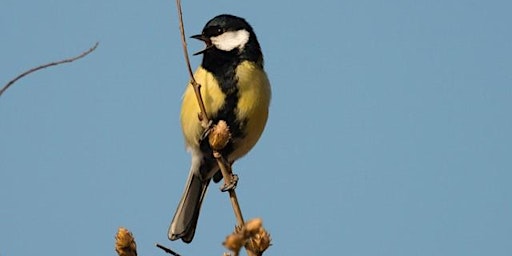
[220,173,238,192]
[199,120,214,142]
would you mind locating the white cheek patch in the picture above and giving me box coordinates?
[211,29,250,52]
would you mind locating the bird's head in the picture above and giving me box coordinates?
[191,14,261,59]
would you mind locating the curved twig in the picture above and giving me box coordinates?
[175,0,210,128]
[0,42,99,97]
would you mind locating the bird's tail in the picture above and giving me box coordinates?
[168,170,210,243]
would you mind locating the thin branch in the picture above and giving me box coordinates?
[156,243,182,256]
[209,124,256,256]
[175,0,210,128]
[215,156,256,256]
[0,42,99,97]
[175,0,194,80]
[215,153,245,225]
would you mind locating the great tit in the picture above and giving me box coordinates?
[168,14,271,243]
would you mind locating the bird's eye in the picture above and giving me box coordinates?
[213,27,223,36]
[205,26,223,37]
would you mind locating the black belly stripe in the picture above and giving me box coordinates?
[199,49,247,159]
[196,35,263,181]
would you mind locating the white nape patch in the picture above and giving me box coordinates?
[210,29,250,52]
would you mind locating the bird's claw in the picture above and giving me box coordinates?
[199,120,214,142]
[220,174,239,192]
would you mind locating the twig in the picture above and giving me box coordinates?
[209,124,255,256]
[175,0,209,128]
[175,0,194,81]
[0,42,99,97]
[215,156,256,256]
[215,153,245,225]
[156,243,182,256]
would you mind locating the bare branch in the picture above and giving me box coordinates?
[156,243,182,256]
[175,0,194,81]
[175,0,210,128]
[0,42,99,97]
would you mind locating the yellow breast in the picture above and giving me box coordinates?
[180,61,271,161]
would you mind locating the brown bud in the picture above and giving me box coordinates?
[223,233,245,253]
[209,120,231,150]
[245,218,263,236]
[115,227,137,256]
[246,228,272,255]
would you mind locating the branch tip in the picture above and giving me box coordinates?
[156,243,181,256]
[0,41,99,97]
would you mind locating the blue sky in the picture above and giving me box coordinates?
[1,1,511,255]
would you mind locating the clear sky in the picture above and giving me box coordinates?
[1,1,511,255]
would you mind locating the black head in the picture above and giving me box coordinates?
[191,14,263,66]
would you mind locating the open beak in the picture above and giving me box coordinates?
[191,34,213,55]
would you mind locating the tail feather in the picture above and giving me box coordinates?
[168,171,210,243]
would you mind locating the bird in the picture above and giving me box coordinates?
[168,14,271,243]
